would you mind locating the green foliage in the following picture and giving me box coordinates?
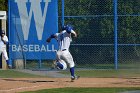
[58,0,140,65]
[0,0,7,11]
[59,0,140,43]
[1,0,140,66]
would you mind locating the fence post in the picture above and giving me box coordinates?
[114,0,118,70]
[62,0,64,26]
[38,60,42,69]
[8,0,13,69]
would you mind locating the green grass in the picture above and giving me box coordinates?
[76,63,140,69]
[21,87,140,93]
[0,70,45,78]
[60,69,140,78]
[1,69,139,78]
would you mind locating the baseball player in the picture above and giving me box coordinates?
[46,25,80,81]
[0,30,11,69]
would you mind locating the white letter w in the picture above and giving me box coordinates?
[15,0,51,40]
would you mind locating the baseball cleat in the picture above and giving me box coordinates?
[71,76,80,81]
[8,65,12,69]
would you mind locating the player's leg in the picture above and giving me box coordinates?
[62,50,80,80]
[56,59,67,70]
[2,49,11,69]
[55,51,67,70]
[56,50,61,61]
[53,50,61,69]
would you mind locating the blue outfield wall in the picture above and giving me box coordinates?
[9,0,58,60]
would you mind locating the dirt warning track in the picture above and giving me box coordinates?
[0,78,140,93]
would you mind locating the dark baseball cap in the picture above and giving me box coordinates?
[1,30,5,34]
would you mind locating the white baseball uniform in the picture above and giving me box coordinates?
[0,35,9,60]
[54,30,75,68]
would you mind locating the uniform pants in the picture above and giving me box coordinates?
[56,50,75,68]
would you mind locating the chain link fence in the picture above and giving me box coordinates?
[10,0,140,70]
[58,0,140,69]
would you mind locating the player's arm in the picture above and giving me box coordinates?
[71,30,77,37]
[46,34,57,43]
[66,25,77,37]
[1,36,8,45]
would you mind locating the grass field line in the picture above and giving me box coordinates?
[119,90,140,93]
[0,84,45,92]
[14,69,70,78]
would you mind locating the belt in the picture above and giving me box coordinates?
[62,49,67,51]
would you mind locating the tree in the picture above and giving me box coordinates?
[0,0,7,11]
[58,0,140,65]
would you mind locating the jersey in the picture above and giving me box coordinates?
[0,35,9,60]
[54,30,75,68]
[0,35,8,49]
[55,30,72,51]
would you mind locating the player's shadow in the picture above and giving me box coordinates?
[2,79,55,83]
[65,81,75,82]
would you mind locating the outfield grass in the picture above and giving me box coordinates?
[0,70,45,78]
[0,69,140,78]
[60,69,140,78]
[21,87,140,93]
[76,63,140,69]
